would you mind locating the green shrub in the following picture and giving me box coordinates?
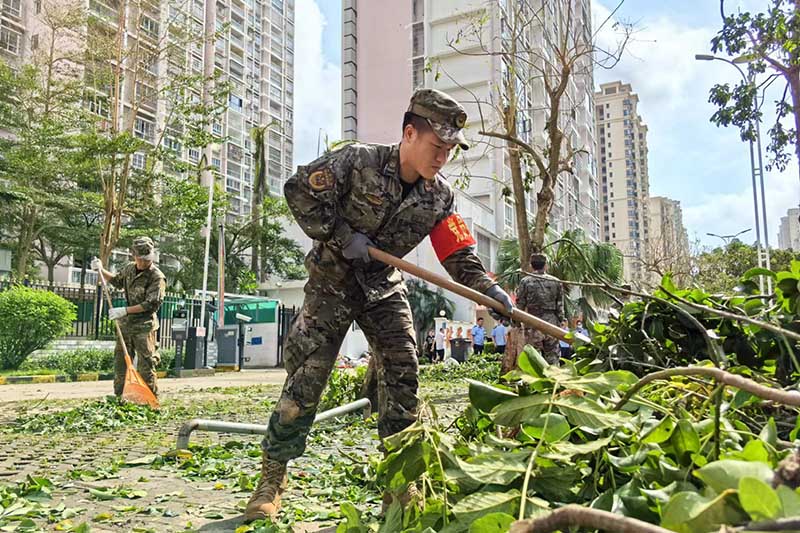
[0,287,76,370]
[158,348,175,372]
[22,346,176,376]
[23,348,114,376]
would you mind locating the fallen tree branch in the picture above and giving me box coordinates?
[740,517,800,531]
[657,284,800,343]
[509,505,673,533]
[615,367,800,410]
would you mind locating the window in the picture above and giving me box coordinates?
[30,34,38,50]
[2,0,21,18]
[140,16,159,37]
[212,157,221,169]
[132,153,146,169]
[134,117,154,141]
[34,0,41,13]
[229,94,243,111]
[0,27,21,55]
[188,148,200,162]
[476,232,492,272]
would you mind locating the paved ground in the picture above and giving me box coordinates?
[0,369,288,403]
[0,376,467,532]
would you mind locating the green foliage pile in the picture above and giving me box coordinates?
[319,366,369,411]
[339,345,800,532]
[12,397,159,434]
[419,352,501,384]
[580,265,800,385]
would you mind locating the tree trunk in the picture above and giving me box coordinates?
[509,146,532,270]
[788,70,800,191]
[14,207,37,278]
[531,185,556,251]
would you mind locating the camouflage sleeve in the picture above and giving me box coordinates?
[108,264,127,290]
[516,278,529,312]
[435,193,497,294]
[283,145,356,244]
[140,275,166,314]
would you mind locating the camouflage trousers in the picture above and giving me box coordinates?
[114,328,160,397]
[263,279,418,464]
[501,326,561,374]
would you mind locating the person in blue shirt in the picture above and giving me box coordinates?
[559,319,572,359]
[492,320,508,354]
[471,317,486,355]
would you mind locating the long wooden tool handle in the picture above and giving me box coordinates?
[96,261,134,367]
[368,247,584,345]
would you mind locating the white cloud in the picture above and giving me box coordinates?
[593,1,800,248]
[292,0,341,167]
[683,164,800,249]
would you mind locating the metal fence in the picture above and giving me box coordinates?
[0,281,209,351]
[276,304,297,368]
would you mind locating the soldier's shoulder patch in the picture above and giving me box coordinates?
[309,168,335,192]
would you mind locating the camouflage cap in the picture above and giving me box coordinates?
[407,88,469,150]
[131,237,155,260]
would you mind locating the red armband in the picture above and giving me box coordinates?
[430,214,476,261]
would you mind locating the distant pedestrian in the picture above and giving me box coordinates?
[559,320,572,359]
[424,329,435,362]
[471,317,486,355]
[434,327,446,362]
[492,320,508,354]
[575,319,589,340]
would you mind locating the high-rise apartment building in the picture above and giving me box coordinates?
[0,0,296,284]
[341,0,598,321]
[779,207,800,251]
[595,81,650,284]
[647,196,689,280]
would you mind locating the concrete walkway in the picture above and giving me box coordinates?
[0,369,287,403]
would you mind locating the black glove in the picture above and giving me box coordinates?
[484,285,513,320]
[341,232,375,263]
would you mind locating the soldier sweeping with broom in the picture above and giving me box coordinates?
[92,237,165,403]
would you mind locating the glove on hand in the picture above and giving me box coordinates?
[484,285,513,321]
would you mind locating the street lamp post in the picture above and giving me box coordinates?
[695,54,772,293]
[706,228,752,246]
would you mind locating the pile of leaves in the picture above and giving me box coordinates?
[0,475,88,531]
[578,267,800,385]
[338,343,800,532]
[419,352,501,383]
[11,397,160,434]
[320,366,369,411]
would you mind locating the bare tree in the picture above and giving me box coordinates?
[82,0,227,264]
[442,0,632,270]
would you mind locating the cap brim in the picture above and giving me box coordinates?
[429,120,469,150]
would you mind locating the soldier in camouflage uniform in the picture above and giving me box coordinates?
[92,237,166,397]
[245,89,514,522]
[514,253,565,364]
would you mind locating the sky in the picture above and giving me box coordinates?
[294,0,800,249]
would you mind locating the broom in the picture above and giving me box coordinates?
[96,259,160,409]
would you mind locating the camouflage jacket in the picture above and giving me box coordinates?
[109,263,166,333]
[284,142,496,300]
[516,273,565,326]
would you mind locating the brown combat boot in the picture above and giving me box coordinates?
[244,454,288,522]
